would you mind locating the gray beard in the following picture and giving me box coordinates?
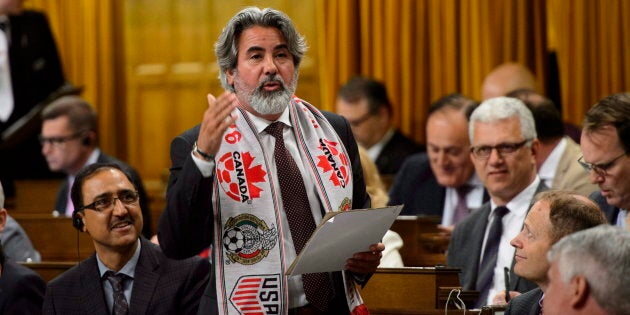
[247,72,298,115]
[249,89,292,115]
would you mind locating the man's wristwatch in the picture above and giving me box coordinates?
[193,141,215,161]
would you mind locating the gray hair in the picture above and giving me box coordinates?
[214,7,307,92]
[469,96,537,143]
[547,225,630,314]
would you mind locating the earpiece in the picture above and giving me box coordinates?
[82,136,91,146]
[72,210,84,231]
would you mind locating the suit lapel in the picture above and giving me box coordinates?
[79,255,109,315]
[465,203,491,288]
[129,238,160,314]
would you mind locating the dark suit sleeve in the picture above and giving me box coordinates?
[176,257,211,314]
[5,265,46,315]
[159,128,214,259]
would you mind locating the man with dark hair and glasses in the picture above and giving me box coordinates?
[447,96,545,307]
[40,95,153,238]
[336,76,424,176]
[43,163,210,314]
[580,93,630,228]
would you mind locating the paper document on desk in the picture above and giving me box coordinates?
[286,205,403,275]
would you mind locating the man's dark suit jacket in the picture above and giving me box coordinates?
[54,152,153,237]
[504,287,543,315]
[590,191,619,225]
[0,260,46,315]
[0,10,65,184]
[375,129,424,175]
[158,111,370,314]
[447,182,547,306]
[388,153,489,216]
[43,238,210,315]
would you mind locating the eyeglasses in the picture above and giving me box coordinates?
[38,132,83,147]
[80,190,140,212]
[577,153,627,177]
[470,139,531,159]
[347,112,374,127]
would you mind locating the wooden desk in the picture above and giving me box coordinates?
[12,213,94,261]
[20,261,76,282]
[6,179,61,213]
[390,216,448,266]
[360,267,466,314]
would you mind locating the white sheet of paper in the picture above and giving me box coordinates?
[286,205,403,275]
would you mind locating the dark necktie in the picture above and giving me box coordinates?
[266,121,332,312]
[104,271,129,315]
[452,185,472,225]
[475,206,509,307]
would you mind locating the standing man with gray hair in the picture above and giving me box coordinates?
[579,93,630,228]
[543,225,630,315]
[447,96,543,307]
[158,7,383,315]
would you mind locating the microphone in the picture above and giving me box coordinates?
[503,266,511,303]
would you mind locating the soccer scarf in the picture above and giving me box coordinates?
[212,97,367,315]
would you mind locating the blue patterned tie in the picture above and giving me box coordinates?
[475,206,509,307]
[104,271,129,315]
[266,122,332,312]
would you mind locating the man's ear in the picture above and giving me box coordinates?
[226,69,235,86]
[0,208,7,233]
[569,275,590,309]
[77,211,88,233]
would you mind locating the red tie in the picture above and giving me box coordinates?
[266,122,332,312]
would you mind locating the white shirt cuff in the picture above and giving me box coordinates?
[191,151,215,178]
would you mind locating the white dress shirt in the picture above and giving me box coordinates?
[484,177,541,305]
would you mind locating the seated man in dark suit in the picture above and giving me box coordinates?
[40,96,153,237]
[0,181,40,262]
[447,97,544,307]
[543,225,630,315]
[336,76,424,176]
[578,93,630,227]
[500,191,605,314]
[43,163,210,314]
[389,94,487,230]
[0,237,46,315]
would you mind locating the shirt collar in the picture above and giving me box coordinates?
[248,107,291,135]
[539,137,567,182]
[97,238,141,279]
[490,176,541,216]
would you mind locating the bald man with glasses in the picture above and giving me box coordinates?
[579,93,630,228]
[447,97,544,308]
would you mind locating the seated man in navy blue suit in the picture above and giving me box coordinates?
[501,191,605,314]
[336,76,424,176]
[40,96,153,238]
[43,163,210,314]
[579,93,630,228]
[389,93,487,230]
[0,217,46,315]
